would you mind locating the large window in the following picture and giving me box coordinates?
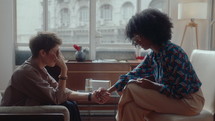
[16,0,169,62]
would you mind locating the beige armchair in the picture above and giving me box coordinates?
[0,92,70,121]
[145,49,215,121]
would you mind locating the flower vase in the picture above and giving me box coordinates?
[75,50,86,62]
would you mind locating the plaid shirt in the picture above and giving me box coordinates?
[114,41,202,99]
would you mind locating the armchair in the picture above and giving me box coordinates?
[0,92,70,121]
[145,49,215,121]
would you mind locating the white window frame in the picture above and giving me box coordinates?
[208,0,215,50]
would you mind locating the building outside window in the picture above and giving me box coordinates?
[60,8,70,27]
[16,0,169,64]
[122,2,134,20]
[79,6,89,23]
[100,4,112,21]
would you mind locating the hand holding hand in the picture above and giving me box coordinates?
[92,87,110,104]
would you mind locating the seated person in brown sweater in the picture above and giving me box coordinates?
[1,32,110,121]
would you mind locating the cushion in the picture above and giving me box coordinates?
[0,106,70,121]
[145,110,213,121]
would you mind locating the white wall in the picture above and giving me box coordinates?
[0,0,15,90]
[171,0,209,57]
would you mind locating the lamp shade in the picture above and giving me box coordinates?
[178,2,207,20]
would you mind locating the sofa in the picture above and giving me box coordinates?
[146,49,215,121]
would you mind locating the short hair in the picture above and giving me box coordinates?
[125,8,173,46]
[29,32,62,58]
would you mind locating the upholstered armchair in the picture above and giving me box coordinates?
[145,49,215,121]
[0,91,70,121]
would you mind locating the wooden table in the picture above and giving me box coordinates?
[66,60,140,91]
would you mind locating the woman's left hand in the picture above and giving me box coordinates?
[128,78,161,91]
[92,88,110,104]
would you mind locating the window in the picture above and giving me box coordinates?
[60,8,70,27]
[122,2,134,20]
[79,6,89,23]
[16,0,170,63]
[100,4,112,21]
[16,0,43,50]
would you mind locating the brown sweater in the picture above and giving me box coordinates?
[1,58,69,106]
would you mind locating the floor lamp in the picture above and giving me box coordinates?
[178,2,207,49]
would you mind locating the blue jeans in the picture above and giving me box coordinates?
[61,101,82,121]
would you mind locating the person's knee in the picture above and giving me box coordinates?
[126,83,139,91]
[123,102,136,110]
[121,83,139,98]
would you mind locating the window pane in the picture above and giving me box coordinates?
[95,0,137,45]
[16,0,43,49]
[48,0,90,48]
[95,0,137,60]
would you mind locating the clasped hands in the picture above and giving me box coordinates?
[92,87,110,104]
[90,78,158,104]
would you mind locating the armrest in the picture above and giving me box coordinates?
[0,105,70,121]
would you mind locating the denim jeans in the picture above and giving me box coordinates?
[61,101,82,121]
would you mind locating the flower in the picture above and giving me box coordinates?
[73,44,81,51]
[136,56,144,60]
